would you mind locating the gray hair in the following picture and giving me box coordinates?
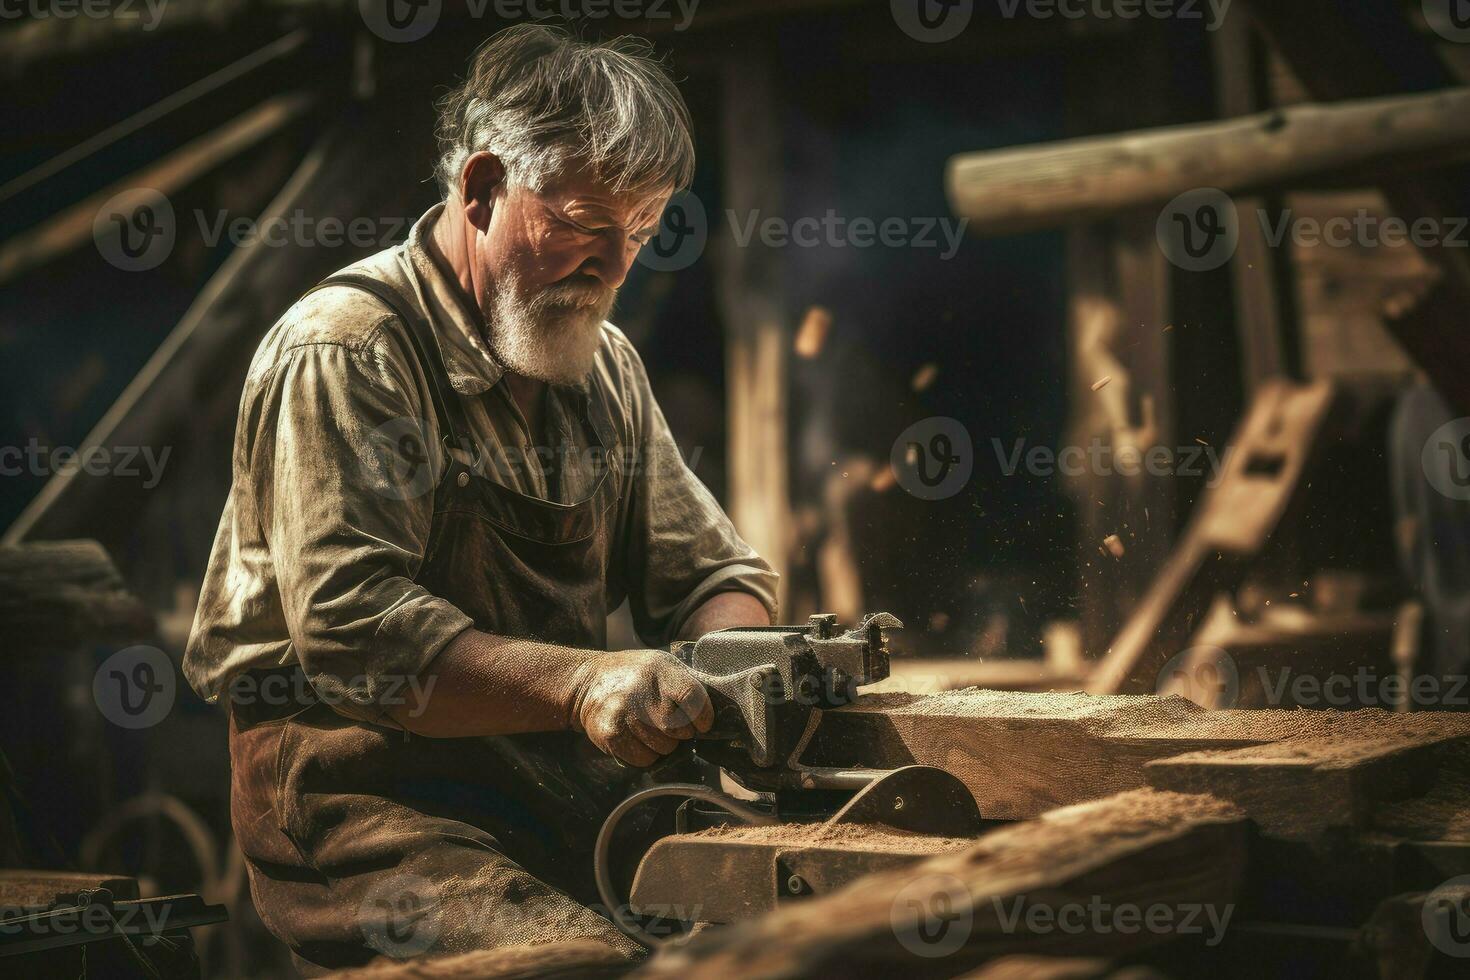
[434,24,695,200]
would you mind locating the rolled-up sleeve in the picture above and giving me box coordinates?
[613,336,780,645]
[248,325,472,718]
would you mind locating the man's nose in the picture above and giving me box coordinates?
[579,234,639,290]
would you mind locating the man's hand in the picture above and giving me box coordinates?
[569,651,714,767]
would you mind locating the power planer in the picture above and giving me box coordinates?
[592,613,985,945]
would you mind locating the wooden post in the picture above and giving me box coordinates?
[716,54,791,615]
[1212,16,1289,393]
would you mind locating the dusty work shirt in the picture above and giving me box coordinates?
[184,204,778,711]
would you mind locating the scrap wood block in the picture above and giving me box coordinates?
[804,689,1470,821]
[0,540,154,653]
[635,790,1248,980]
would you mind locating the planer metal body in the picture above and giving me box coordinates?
[671,611,899,777]
[594,613,986,943]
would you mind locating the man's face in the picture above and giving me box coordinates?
[475,168,669,385]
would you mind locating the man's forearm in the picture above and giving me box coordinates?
[383,591,769,738]
[677,590,772,640]
[382,629,599,737]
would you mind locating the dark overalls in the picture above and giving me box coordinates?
[227,271,643,974]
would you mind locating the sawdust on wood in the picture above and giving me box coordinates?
[635,789,1247,979]
[845,688,1470,745]
[685,821,974,854]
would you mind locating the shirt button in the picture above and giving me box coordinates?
[457,471,470,488]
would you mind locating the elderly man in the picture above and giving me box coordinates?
[184,25,777,974]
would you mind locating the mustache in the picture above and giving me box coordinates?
[538,277,615,310]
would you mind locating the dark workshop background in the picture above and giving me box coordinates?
[2,1,1465,976]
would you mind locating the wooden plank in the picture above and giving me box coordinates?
[801,688,1470,821]
[0,541,154,652]
[943,87,1470,235]
[321,938,636,978]
[634,790,1247,978]
[1146,735,1470,839]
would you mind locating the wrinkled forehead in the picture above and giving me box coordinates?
[533,166,673,228]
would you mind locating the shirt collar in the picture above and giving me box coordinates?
[402,204,594,403]
[403,204,503,396]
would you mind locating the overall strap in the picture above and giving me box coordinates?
[307,272,476,455]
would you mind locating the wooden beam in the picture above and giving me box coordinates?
[801,688,1470,822]
[635,790,1248,978]
[0,93,313,285]
[944,87,1470,236]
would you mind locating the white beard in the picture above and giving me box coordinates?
[486,270,616,385]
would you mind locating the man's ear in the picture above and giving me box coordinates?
[460,152,506,229]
